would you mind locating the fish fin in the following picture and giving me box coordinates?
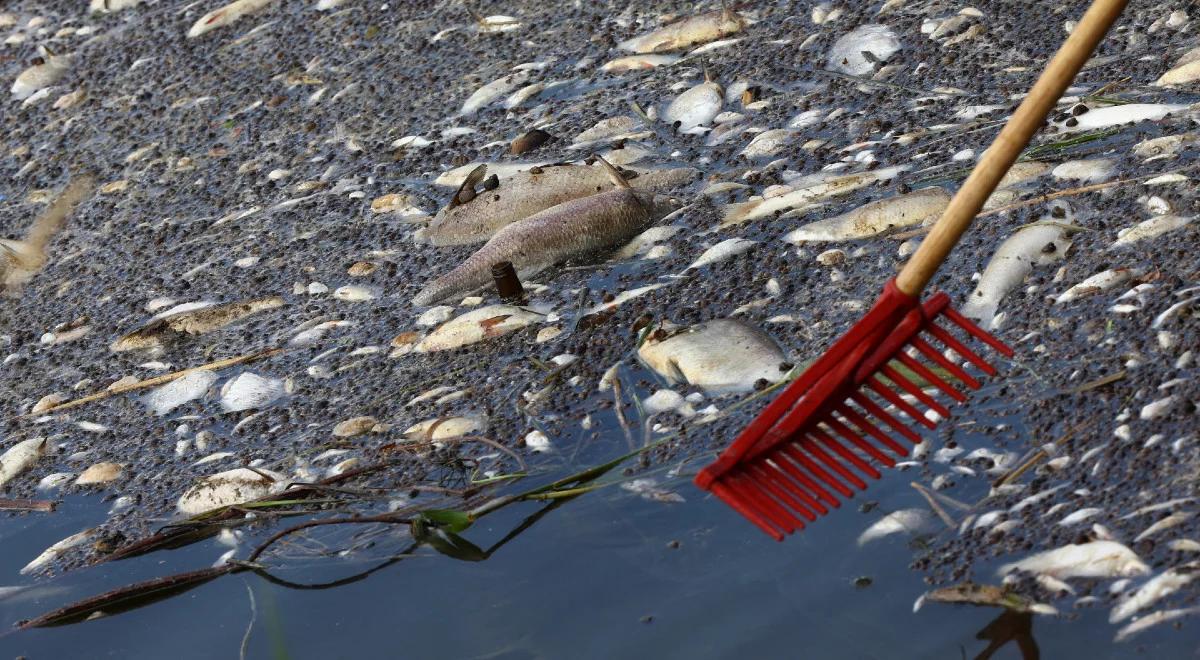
[449,164,487,209]
[703,65,714,84]
[593,155,631,190]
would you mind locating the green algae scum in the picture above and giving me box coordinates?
[0,0,1198,657]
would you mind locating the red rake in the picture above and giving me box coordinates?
[695,0,1129,541]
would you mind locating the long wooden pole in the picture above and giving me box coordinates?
[896,0,1128,296]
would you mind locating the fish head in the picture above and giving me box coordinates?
[638,192,685,221]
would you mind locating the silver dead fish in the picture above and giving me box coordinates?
[413,159,680,306]
[618,8,745,54]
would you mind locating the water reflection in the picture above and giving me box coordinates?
[974,610,1039,660]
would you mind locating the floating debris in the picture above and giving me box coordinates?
[638,319,789,393]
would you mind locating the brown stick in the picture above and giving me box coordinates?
[31,348,285,416]
[0,498,55,512]
[895,0,1128,296]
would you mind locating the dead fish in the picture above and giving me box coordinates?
[1110,215,1193,248]
[601,54,680,72]
[1134,512,1194,542]
[1057,103,1188,132]
[1115,606,1200,643]
[11,50,74,100]
[1112,566,1197,625]
[423,163,697,246]
[1156,59,1200,86]
[857,509,936,546]
[2,175,95,295]
[960,215,1075,330]
[414,305,545,352]
[460,71,531,115]
[111,296,285,351]
[740,129,796,159]
[723,166,908,226]
[784,186,950,242]
[89,0,146,12]
[665,70,722,132]
[21,528,97,575]
[1054,268,1133,303]
[0,437,47,488]
[686,237,758,270]
[998,540,1149,579]
[434,161,551,188]
[828,24,901,75]
[176,467,286,515]
[618,8,744,54]
[637,319,788,393]
[187,0,278,38]
[414,160,681,305]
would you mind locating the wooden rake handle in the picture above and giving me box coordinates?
[895,0,1129,297]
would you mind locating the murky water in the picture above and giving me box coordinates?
[2,466,1193,658]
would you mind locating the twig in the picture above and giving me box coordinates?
[1067,369,1126,394]
[0,498,55,512]
[239,581,257,660]
[246,513,412,563]
[890,171,1185,241]
[992,426,1080,488]
[911,482,956,528]
[31,348,286,415]
[611,374,636,451]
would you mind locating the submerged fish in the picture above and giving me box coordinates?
[413,160,680,306]
[422,163,697,246]
[112,296,285,351]
[618,8,745,54]
[186,0,278,38]
[960,214,1075,330]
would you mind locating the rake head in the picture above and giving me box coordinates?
[694,278,1014,541]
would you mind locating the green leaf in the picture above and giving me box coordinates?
[415,508,473,533]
